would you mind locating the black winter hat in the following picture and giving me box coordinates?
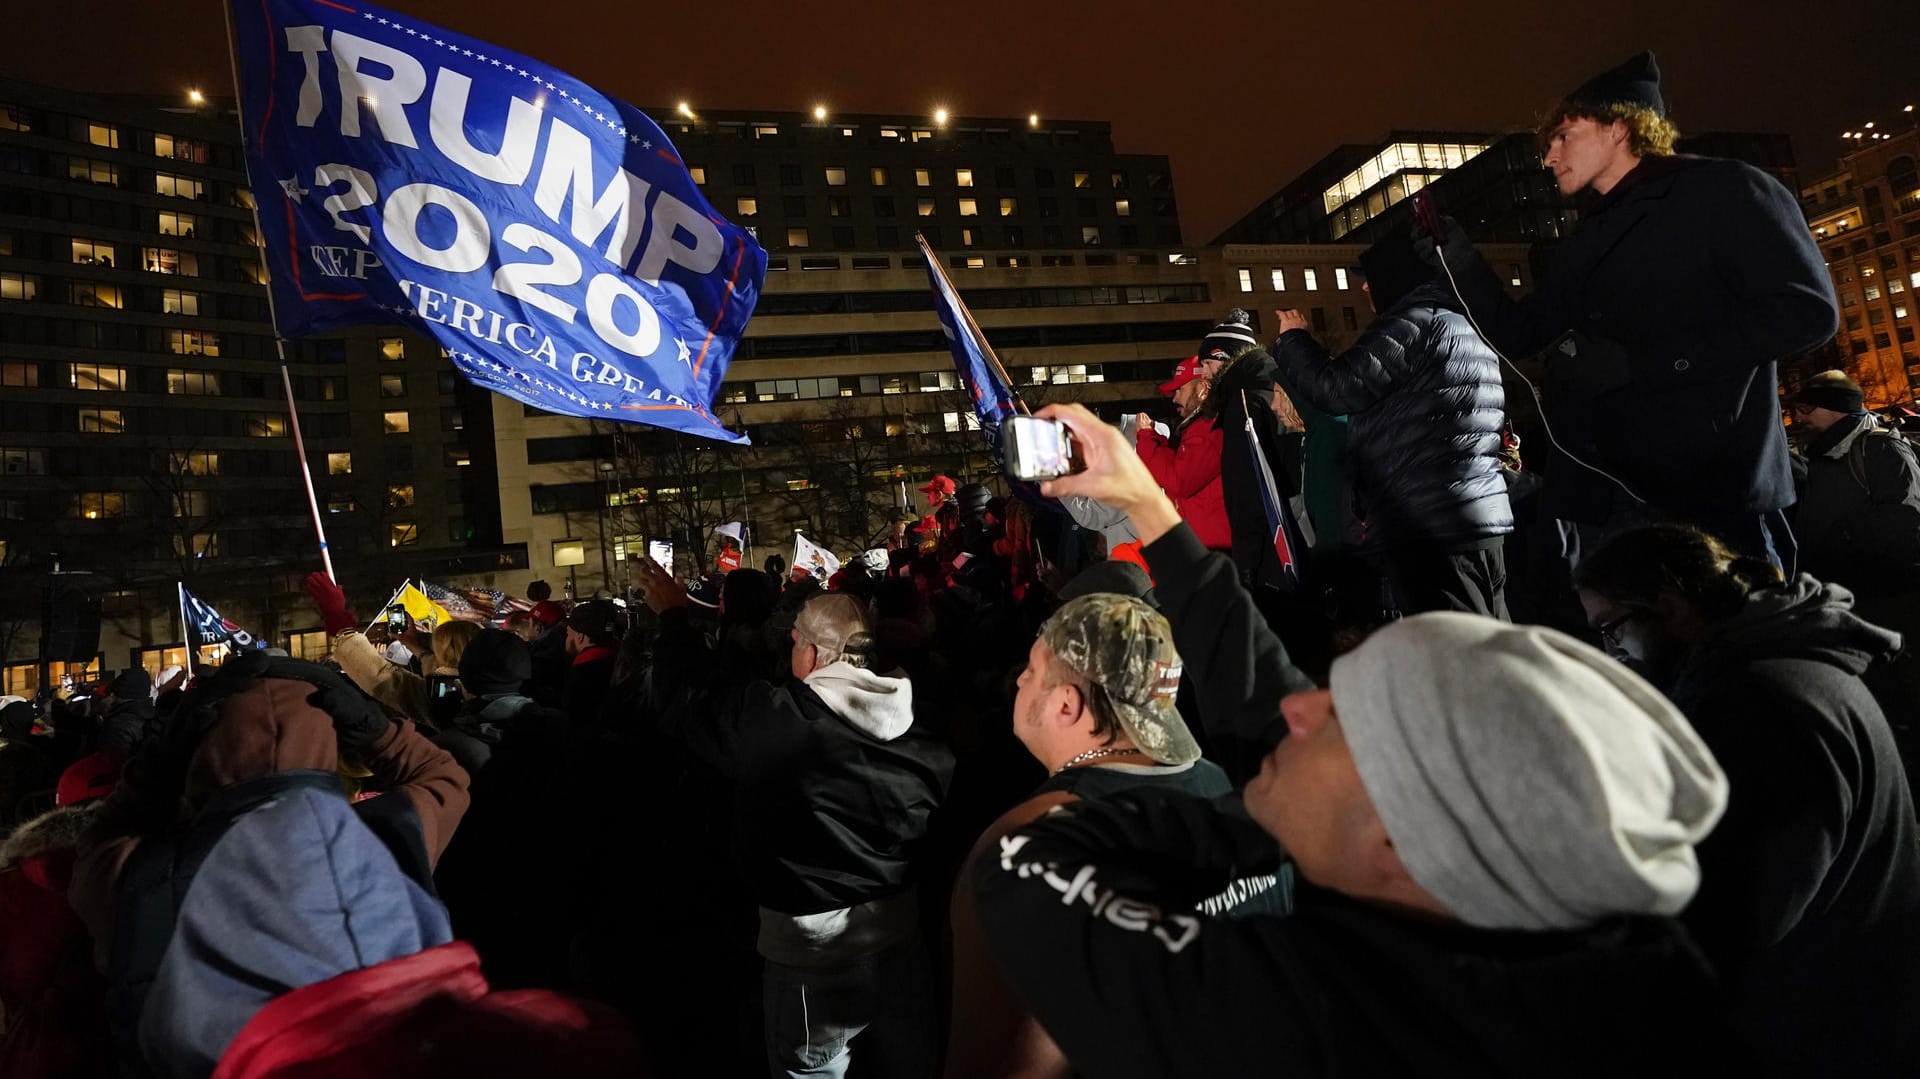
[1566,50,1665,118]
[1357,229,1438,312]
[1200,309,1260,361]
[458,628,533,698]
[567,599,624,646]
[1056,559,1158,609]
[111,667,152,700]
[1794,370,1866,414]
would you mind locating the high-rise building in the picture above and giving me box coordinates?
[0,78,489,690]
[1797,114,1920,406]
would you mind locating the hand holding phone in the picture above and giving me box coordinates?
[383,605,410,633]
[1004,415,1085,481]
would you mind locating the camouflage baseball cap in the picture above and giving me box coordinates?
[1039,594,1200,766]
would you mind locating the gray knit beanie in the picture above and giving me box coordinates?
[1330,612,1727,931]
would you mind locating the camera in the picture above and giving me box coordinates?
[1003,416,1083,481]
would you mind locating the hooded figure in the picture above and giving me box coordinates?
[1576,526,1920,1075]
[64,654,473,1076]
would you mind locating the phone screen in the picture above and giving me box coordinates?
[1004,416,1079,481]
[384,605,409,631]
[647,539,674,568]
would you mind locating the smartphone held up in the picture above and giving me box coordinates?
[1003,415,1085,482]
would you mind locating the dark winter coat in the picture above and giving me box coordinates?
[98,696,156,760]
[1204,350,1310,591]
[1271,281,1513,552]
[971,791,1744,1078]
[1450,154,1837,522]
[648,609,954,916]
[1796,413,1920,590]
[1663,576,1920,1076]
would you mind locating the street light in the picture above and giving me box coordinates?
[813,104,827,121]
[187,89,205,105]
[934,107,948,126]
[677,101,694,119]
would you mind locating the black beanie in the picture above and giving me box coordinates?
[458,628,533,698]
[1795,370,1866,414]
[111,667,152,700]
[1200,309,1259,361]
[567,600,624,646]
[1357,229,1437,312]
[1056,559,1157,608]
[1567,50,1665,118]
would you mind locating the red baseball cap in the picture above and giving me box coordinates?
[57,750,124,806]
[919,474,956,496]
[1158,357,1205,397]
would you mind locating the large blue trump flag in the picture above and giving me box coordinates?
[228,0,765,443]
[915,233,1023,458]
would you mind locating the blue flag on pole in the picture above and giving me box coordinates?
[915,233,1022,458]
[180,585,267,652]
[1239,392,1307,591]
[228,0,766,444]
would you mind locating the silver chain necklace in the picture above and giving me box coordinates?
[1054,746,1145,774]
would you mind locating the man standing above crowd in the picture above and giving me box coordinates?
[1272,230,1513,617]
[1135,357,1231,553]
[1426,50,1837,568]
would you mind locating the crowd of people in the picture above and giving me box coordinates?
[2,49,1919,1078]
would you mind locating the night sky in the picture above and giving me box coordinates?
[5,0,1911,239]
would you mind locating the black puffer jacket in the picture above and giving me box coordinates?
[1271,281,1512,551]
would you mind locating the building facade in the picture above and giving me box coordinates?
[0,78,492,690]
[1798,116,1920,405]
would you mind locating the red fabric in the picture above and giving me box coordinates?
[1158,355,1204,396]
[212,942,647,1079]
[303,572,359,636]
[717,548,741,573]
[1106,541,1153,578]
[1135,422,1233,551]
[0,858,111,1079]
[56,750,122,807]
[571,645,616,668]
[529,601,568,627]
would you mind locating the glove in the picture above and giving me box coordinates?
[1411,215,1474,272]
[304,571,359,636]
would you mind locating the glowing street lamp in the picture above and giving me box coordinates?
[934,107,949,125]
[813,104,827,121]
[187,88,205,105]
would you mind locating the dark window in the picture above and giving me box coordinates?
[1034,168,1055,187]
[1342,306,1359,330]
[780,164,803,186]
[732,163,756,185]
[1004,226,1024,246]
[832,226,855,248]
[872,196,896,218]
[1038,197,1059,219]
[827,196,851,217]
[875,226,900,248]
[1311,308,1327,332]
[995,167,1016,187]
[1076,197,1096,217]
[783,195,807,216]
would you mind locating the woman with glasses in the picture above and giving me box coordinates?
[1573,523,1920,1077]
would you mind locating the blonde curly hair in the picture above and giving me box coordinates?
[1538,101,1679,159]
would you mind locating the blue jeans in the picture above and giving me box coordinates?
[761,941,937,1079]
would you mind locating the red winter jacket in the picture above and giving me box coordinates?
[211,941,647,1079]
[1136,418,1232,551]
[0,806,111,1079]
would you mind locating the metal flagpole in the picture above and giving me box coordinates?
[177,581,193,680]
[221,0,337,583]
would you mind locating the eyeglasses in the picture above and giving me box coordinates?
[1595,609,1644,651]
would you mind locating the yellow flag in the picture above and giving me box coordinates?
[395,582,453,631]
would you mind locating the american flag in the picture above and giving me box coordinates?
[422,581,532,625]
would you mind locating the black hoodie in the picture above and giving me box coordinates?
[1666,576,1920,1076]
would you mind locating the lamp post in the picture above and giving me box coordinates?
[596,459,615,587]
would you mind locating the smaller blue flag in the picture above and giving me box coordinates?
[180,585,267,652]
[916,234,1022,458]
